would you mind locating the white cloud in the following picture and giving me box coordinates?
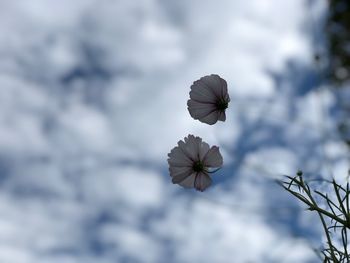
[0,0,337,262]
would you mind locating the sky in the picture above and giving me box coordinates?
[0,0,348,262]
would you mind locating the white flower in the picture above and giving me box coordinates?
[187,74,230,125]
[167,135,223,192]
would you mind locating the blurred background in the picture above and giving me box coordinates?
[0,0,349,262]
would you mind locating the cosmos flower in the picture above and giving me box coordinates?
[167,135,223,192]
[187,74,230,125]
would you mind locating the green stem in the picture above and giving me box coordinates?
[305,185,339,262]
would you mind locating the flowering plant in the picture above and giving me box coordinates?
[168,74,229,191]
[167,73,350,262]
[280,171,350,262]
[167,134,223,192]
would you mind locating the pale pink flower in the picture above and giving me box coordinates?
[187,74,230,125]
[167,135,223,192]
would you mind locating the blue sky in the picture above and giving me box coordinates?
[0,0,347,262]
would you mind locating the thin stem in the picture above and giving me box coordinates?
[305,186,339,262]
[333,180,347,216]
[282,183,348,226]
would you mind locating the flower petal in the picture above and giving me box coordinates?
[191,79,217,101]
[194,172,212,191]
[182,135,204,160]
[203,146,223,167]
[218,111,226,121]
[187,99,217,119]
[178,172,196,188]
[169,166,192,178]
[223,89,230,103]
[201,74,225,99]
[199,110,220,125]
[172,168,193,184]
[219,76,228,98]
[187,99,215,109]
[199,140,210,161]
[167,145,192,167]
[189,87,216,103]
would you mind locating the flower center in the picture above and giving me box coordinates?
[216,100,228,111]
[192,161,204,172]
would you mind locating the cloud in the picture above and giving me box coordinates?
[0,0,338,262]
